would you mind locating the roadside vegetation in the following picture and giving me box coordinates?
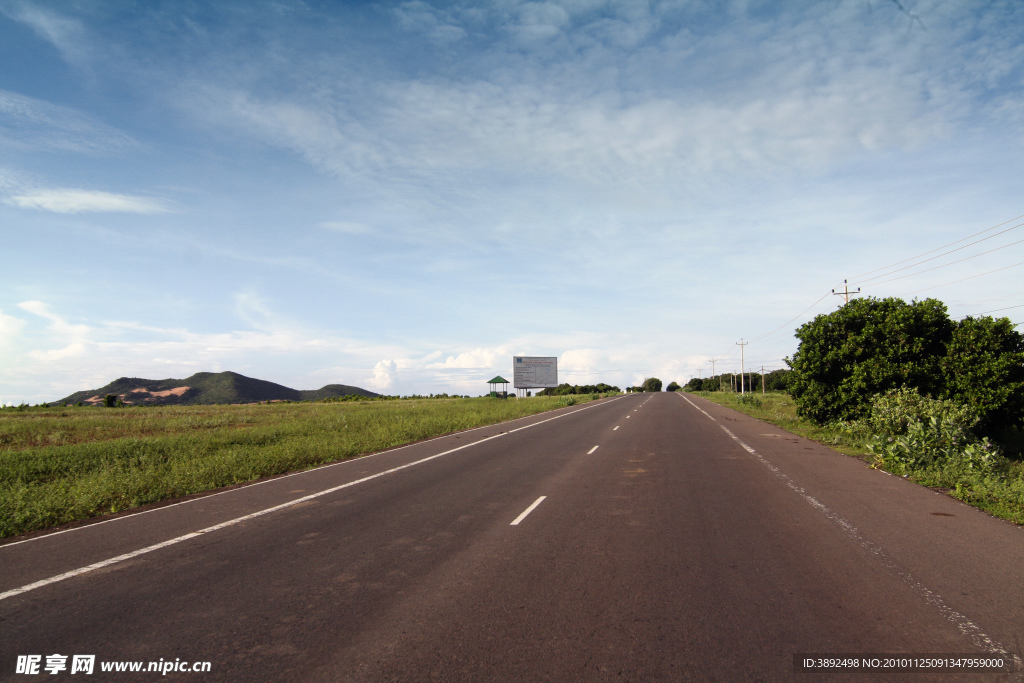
[536,383,621,396]
[0,394,614,539]
[689,296,1024,526]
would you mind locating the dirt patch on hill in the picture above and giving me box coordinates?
[131,387,191,398]
[79,386,192,405]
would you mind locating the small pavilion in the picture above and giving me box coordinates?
[486,376,510,399]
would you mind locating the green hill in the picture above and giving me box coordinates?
[53,371,379,406]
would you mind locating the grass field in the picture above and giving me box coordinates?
[692,390,1024,525]
[0,395,605,539]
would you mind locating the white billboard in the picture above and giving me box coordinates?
[513,356,558,388]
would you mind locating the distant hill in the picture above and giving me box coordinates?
[53,371,379,406]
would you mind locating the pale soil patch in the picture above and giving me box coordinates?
[130,387,190,398]
[79,386,192,405]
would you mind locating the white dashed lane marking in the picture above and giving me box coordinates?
[510,497,547,526]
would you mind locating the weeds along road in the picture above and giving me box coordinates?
[2,392,1023,681]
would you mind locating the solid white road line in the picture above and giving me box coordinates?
[676,393,1020,667]
[0,397,626,601]
[587,445,599,454]
[510,496,547,526]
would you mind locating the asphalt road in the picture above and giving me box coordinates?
[2,392,1023,681]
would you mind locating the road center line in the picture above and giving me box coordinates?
[613,426,619,431]
[677,393,1019,666]
[0,396,626,602]
[587,445,599,454]
[510,496,547,526]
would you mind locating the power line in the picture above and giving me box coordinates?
[978,304,1024,316]
[852,220,1024,285]
[857,238,1024,289]
[897,260,1024,297]
[948,290,1024,307]
[850,213,1024,279]
[748,291,832,342]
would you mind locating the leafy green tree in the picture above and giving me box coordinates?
[941,316,1024,433]
[763,369,790,391]
[666,381,681,392]
[641,377,663,392]
[787,297,952,424]
[683,378,703,391]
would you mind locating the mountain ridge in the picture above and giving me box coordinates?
[53,371,379,406]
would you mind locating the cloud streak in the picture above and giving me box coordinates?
[0,89,137,154]
[5,188,169,214]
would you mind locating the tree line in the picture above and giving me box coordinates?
[537,383,621,396]
[683,369,790,393]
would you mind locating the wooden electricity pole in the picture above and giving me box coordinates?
[832,279,861,305]
[736,340,748,395]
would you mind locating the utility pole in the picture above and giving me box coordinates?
[736,339,748,395]
[761,364,765,395]
[832,279,861,305]
[709,358,718,391]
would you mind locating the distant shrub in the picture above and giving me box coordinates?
[641,377,663,392]
[737,394,762,407]
[557,396,578,407]
[103,395,117,408]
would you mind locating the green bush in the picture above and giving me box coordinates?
[866,389,1004,475]
[941,316,1024,434]
[787,297,1024,432]
[788,297,951,424]
[641,377,663,392]
[557,396,578,406]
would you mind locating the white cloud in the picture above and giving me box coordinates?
[5,188,168,214]
[0,89,137,154]
[428,345,510,369]
[0,2,92,68]
[393,1,467,43]
[560,347,605,371]
[17,300,92,361]
[370,359,398,390]
[507,2,571,44]
[0,308,26,348]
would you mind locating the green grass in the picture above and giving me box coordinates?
[690,390,1024,525]
[0,395,607,539]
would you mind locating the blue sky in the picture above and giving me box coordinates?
[1,0,1023,402]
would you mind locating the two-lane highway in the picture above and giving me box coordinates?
[3,392,1022,680]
